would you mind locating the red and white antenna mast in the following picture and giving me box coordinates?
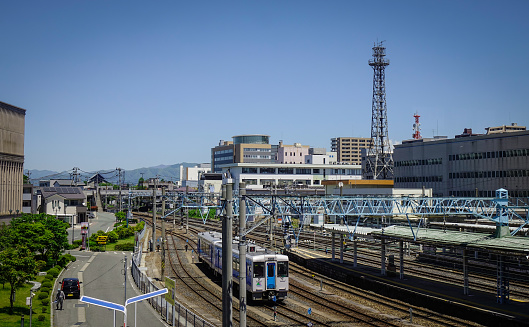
[412,112,422,139]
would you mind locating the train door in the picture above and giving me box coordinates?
[266,262,276,289]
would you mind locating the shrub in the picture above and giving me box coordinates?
[54,265,62,271]
[41,280,52,289]
[36,260,47,270]
[107,231,119,243]
[37,291,49,300]
[47,268,59,278]
[40,287,50,294]
[41,298,50,306]
[44,274,53,281]
[65,253,76,262]
[57,255,68,267]
[38,314,45,321]
[135,221,145,231]
[41,307,47,313]
[115,242,135,251]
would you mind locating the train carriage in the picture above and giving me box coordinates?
[198,231,289,301]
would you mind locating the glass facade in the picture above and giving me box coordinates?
[233,135,269,145]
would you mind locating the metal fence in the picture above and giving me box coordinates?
[131,229,215,327]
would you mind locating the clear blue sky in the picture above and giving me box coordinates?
[2,1,527,172]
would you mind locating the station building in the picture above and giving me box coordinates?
[393,124,529,197]
[0,101,26,218]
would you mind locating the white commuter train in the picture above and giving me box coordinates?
[197,231,289,301]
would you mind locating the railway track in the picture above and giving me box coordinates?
[135,212,524,326]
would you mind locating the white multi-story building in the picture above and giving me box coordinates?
[221,162,362,190]
[180,163,211,188]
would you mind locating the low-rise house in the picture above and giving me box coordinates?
[38,187,87,224]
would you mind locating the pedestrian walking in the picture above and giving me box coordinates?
[185,244,188,252]
[56,289,65,310]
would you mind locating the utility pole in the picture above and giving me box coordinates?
[161,188,166,278]
[123,254,127,327]
[127,188,131,228]
[222,182,233,327]
[185,186,189,234]
[117,168,123,212]
[239,183,247,327]
[152,182,156,252]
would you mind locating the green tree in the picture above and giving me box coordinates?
[115,211,126,222]
[137,177,144,190]
[8,214,69,265]
[0,246,39,314]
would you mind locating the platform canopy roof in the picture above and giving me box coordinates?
[371,225,529,256]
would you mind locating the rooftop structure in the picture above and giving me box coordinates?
[486,123,526,134]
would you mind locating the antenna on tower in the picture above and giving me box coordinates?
[365,41,393,180]
[412,112,422,139]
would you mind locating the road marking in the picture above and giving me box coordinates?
[76,254,98,324]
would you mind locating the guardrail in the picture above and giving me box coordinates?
[130,233,214,326]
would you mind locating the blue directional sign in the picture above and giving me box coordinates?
[307,308,312,315]
[125,288,168,306]
[81,296,125,313]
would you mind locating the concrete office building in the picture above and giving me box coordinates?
[0,101,26,218]
[393,125,529,197]
[331,137,373,165]
[211,135,276,173]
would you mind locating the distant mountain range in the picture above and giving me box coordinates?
[27,162,203,185]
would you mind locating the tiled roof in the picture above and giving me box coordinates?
[41,187,85,199]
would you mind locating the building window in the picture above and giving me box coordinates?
[296,168,311,174]
[242,167,258,174]
[260,168,276,174]
[278,168,293,174]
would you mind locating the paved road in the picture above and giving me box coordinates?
[53,250,166,327]
[56,212,165,327]
[68,211,118,244]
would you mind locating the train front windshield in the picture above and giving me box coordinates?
[254,262,264,278]
[277,261,288,277]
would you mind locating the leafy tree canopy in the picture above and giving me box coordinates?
[0,246,39,314]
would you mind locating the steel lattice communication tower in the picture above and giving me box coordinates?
[365,41,393,179]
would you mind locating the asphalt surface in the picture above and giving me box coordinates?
[54,212,166,327]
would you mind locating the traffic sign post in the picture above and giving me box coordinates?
[81,288,168,327]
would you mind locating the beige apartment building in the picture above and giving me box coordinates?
[331,137,373,165]
[0,101,26,217]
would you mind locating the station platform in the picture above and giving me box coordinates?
[287,246,529,327]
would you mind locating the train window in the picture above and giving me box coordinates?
[254,262,264,278]
[277,261,288,277]
[268,264,274,278]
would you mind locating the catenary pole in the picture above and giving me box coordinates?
[222,182,233,327]
[161,188,166,278]
[152,186,156,252]
[239,183,247,327]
